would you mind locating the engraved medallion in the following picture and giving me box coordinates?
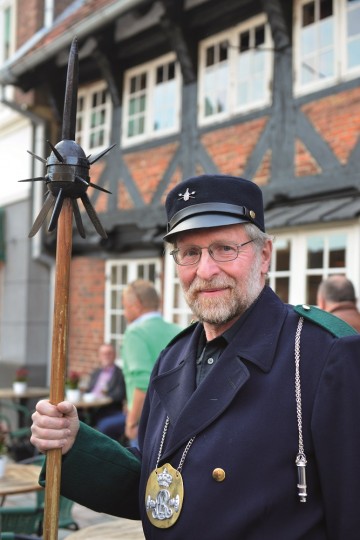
[145,463,184,528]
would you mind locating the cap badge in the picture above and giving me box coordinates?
[178,188,195,201]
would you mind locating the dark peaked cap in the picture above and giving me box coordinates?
[164,174,265,241]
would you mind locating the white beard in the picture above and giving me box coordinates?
[181,254,264,325]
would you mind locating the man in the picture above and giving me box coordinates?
[317,275,360,332]
[121,279,182,445]
[86,343,126,439]
[31,175,360,539]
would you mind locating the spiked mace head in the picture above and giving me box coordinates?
[20,37,114,239]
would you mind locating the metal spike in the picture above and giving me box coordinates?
[19,177,46,183]
[71,199,86,238]
[47,141,64,163]
[75,176,89,187]
[62,37,78,140]
[80,193,107,239]
[88,182,112,194]
[28,193,55,238]
[88,144,116,165]
[27,150,47,164]
[48,189,65,232]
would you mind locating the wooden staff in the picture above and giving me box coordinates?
[23,37,111,539]
[43,198,73,539]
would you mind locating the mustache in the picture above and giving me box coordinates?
[187,276,236,294]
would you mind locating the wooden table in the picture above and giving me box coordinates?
[73,396,113,425]
[0,463,42,502]
[66,518,144,539]
[0,387,49,400]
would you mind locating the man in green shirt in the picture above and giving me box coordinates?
[122,279,182,446]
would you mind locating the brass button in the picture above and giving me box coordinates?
[212,468,226,482]
[249,210,256,219]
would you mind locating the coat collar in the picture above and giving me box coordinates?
[152,287,288,457]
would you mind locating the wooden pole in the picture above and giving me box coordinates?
[43,198,73,540]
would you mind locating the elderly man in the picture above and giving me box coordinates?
[317,275,360,332]
[31,175,360,539]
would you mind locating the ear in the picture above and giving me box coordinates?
[260,239,273,274]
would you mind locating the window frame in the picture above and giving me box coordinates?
[268,224,359,305]
[294,0,360,96]
[76,81,112,154]
[0,0,15,64]
[104,258,163,362]
[198,14,273,126]
[122,52,181,147]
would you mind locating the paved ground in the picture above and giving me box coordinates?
[3,490,145,539]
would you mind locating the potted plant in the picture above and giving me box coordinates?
[13,367,29,395]
[65,371,81,402]
[0,423,8,478]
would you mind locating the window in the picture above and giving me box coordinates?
[123,53,181,146]
[295,0,360,94]
[268,238,292,303]
[0,0,14,63]
[105,259,162,361]
[76,82,111,153]
[268,227,359,306]
[305,232,347,303]
[199,15,273,125]
[163,253,194,328]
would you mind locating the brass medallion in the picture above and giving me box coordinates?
[145,463,184,528]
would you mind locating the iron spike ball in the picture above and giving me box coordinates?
[19,36,113,240]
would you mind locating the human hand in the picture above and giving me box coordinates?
[125,422,138,441]
[31,399,80,455]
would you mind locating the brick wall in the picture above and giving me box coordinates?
[68,256,106,379]
[16,0,44,48]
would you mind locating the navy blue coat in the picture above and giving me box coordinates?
[59,287,360,539]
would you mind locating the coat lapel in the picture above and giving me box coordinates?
[153,287,288,457]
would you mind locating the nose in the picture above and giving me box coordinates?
[195,248,221,279]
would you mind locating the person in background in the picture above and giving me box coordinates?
[122,279,182,446]
[317,274,360,332]
[31,175,360,539]
[86,343,127,439]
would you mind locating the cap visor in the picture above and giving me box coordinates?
[163,214,248,241]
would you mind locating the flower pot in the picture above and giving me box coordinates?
[65,388,81,403]
[13,381,28,395]
[0,456,6,478]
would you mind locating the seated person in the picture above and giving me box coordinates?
[86,343,126,440]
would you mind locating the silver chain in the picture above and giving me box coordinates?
[295,316,305,455]
[155,416,195,473]
[294,316,308,503]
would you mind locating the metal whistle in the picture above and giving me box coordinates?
[296,453,307,503]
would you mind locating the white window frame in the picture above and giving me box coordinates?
[294,0,360,95]
[104,258,163,362]
[76,81,112,154]
[163,250,193,328]
[269,223,360,306]
[198,14,273,126]
[122,52,181,147]
[0,0,15,64]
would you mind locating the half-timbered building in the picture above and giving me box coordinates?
[0,0,359,381]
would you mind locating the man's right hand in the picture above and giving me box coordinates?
[31,399,80,455]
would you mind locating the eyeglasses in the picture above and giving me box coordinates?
[170,240,255,266]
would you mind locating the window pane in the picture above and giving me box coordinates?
[274,277,289,303]
[348,38,360,68]
[329,234,346,268]
[306,274,322,304]
[302,2,315,27]
[307,237,324,268]
[240,31,250,52]
[320,0,333,19]
[275,240,290,271]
